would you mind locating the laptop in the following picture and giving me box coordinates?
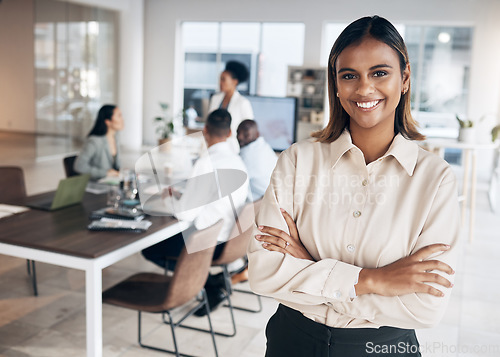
[27,174,90,211]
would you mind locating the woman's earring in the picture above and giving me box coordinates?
[336,92,340,97]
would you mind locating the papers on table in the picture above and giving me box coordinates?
[87,218,152,232]
[86,182,110,194]
[0,204,30,219]
[97,176,121,185]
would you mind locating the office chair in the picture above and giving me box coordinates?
[180,199,263,337]
[103,221,223,357]
[0,166,38,296]
[63,155,79,177]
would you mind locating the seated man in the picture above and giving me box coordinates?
[237,119,278,201]
[229,120,278,284]
[142,109,249,312]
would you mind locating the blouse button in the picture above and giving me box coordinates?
[353,210,362,218]
[333,291,342,299]
[347,244,355,253]
[362,179,368,186]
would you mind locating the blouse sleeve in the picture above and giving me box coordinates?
[74,138,108,180]
[247,150,362,305]
[332,170,460,329]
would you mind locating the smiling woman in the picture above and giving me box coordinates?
[248,15,459,357]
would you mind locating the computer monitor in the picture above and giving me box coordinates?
[245,95,297,152]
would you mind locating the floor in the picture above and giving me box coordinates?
[0,131,499,357]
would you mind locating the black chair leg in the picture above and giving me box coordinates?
[202,289,219,357]
[139,290,219,357]
[172,266,237,337]
[27,260,38,296]
[230,289,263,313]
[139,310,182,357]
[222,264,262,313]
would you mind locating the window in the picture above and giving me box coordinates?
[35,0,118,141]
[182,22,305,118]
[323,23,473,138]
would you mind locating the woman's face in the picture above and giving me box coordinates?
[219,71,238,93]
[335,36,410,134]
[106,107,124,132]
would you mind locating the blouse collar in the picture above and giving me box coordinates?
[329,129,419,176]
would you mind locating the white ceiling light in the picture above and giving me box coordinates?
[438,32,451,43]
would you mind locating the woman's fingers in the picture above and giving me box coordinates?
[412,244,450,262]
[258,225,291,242]
[418,272,454,289]
[419,260,455,275]
[414,283,446,297]
[256,234,288,249]
[280,209,298,239]
[261,241,287,254]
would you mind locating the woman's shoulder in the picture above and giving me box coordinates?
[415,145,456,183]
[85,135,106,147]
[211,92,225,102]
[279,138,330,165]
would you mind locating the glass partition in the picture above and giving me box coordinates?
[34,0,118,157]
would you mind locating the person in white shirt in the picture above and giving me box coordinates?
[248,16,458,356]
[237,120,278,201]
[142,109,249,277]
[208,61,254,152]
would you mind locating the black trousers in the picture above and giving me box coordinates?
[265,304,421,357]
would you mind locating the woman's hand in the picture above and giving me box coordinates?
[355,244,455,298]
[255,208,315,261]
[107,169,120,177]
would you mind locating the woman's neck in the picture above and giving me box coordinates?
[224,89,235,99]
[350,126,395,165]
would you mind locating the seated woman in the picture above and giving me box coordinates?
[74,104,124,180]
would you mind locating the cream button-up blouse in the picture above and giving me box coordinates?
[247,130,459,329]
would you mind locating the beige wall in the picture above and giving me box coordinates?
[0,0,35,132]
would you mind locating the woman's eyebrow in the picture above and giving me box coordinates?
[337,64,393,73]
[370,64,393,70]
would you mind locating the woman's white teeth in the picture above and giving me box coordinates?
[356,100,380,109]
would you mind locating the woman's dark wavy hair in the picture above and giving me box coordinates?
[224,61,249,84]
[88,104,117,136]
[312,15,424,142]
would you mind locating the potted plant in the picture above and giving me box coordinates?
[492,124,500,142]
[154,102,174,146]
[456,114,478,143]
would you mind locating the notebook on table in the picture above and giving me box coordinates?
[26,174,90,211]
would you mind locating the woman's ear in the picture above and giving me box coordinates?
[402,62,411,88]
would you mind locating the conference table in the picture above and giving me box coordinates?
[0,191,190,357]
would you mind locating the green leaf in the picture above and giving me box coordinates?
[492,125,500,142]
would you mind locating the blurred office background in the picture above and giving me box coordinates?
[1,0,500,356]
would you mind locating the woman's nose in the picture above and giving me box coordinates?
[355,77,375,96]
